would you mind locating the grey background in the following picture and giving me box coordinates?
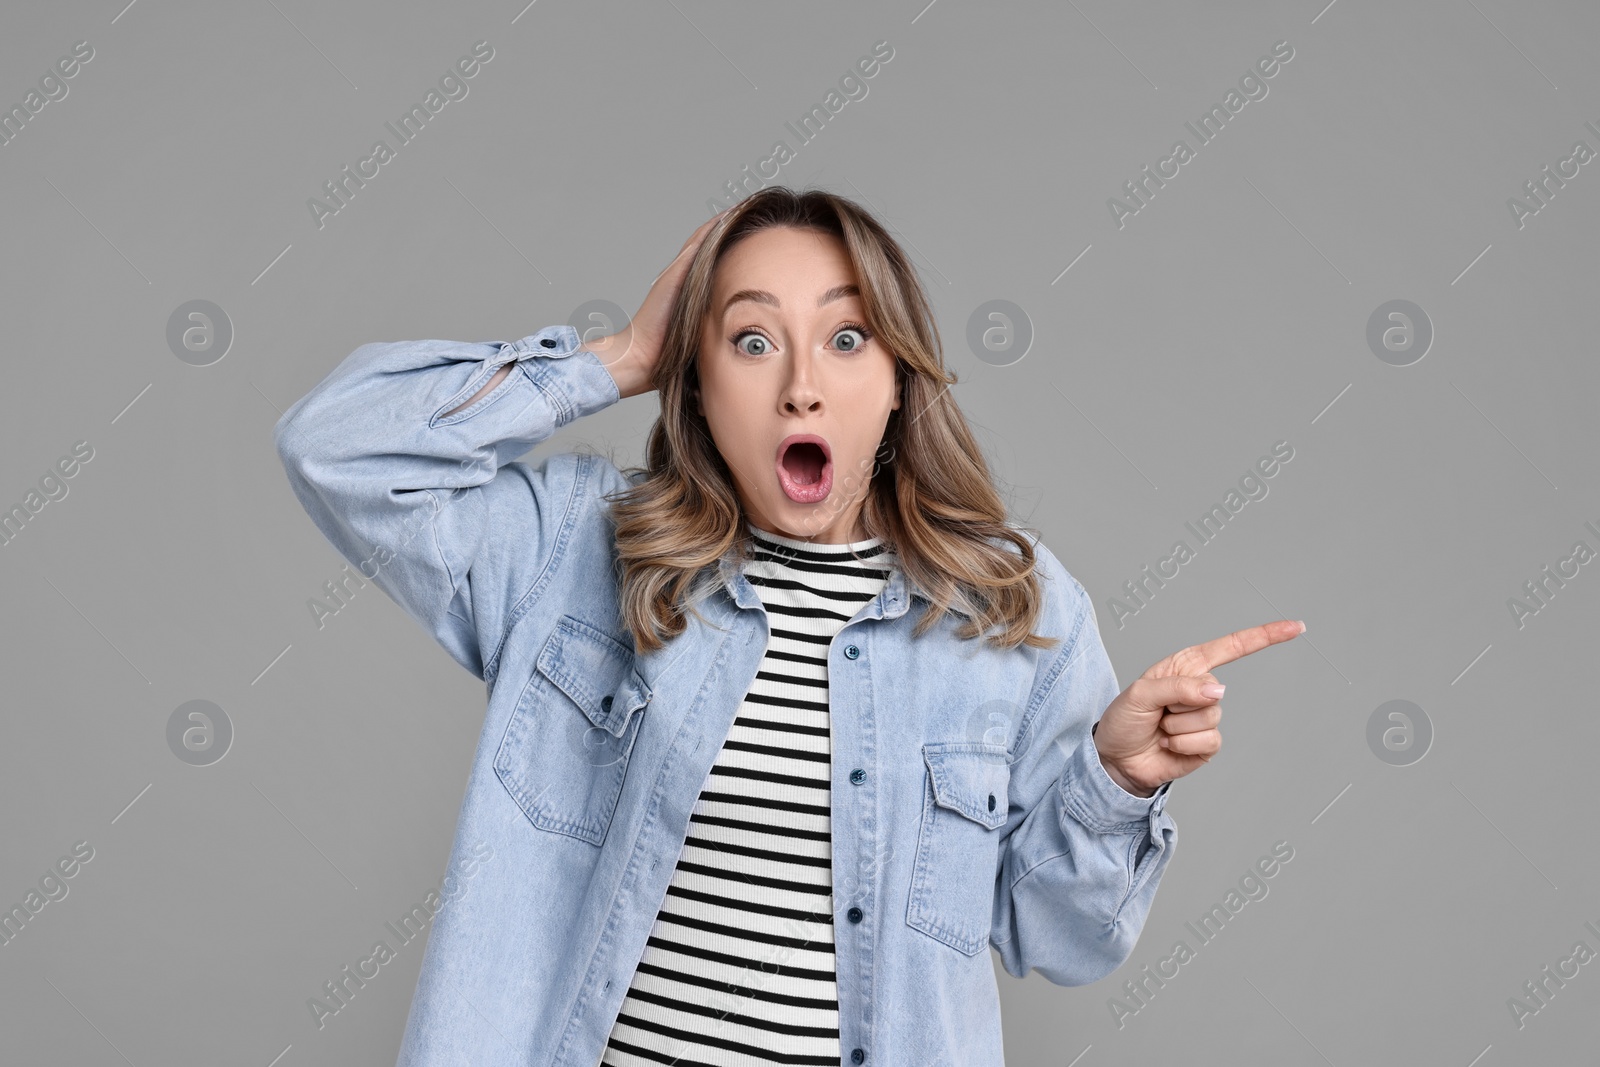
[2,0,1596,1064]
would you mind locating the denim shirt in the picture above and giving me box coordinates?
[273,325,1177,1067]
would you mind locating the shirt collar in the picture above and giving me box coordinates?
[713,538,918,622]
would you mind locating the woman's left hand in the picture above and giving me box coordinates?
[1094,619,1307,796]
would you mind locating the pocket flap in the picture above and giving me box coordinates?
[536,615,653,737]
[923,742,1010,829]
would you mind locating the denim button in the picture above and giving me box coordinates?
[600,695,613,712]
[539,337,557,348]
[849,768,866,785]
[843,644,860,659]
[851,1049,865,1064]
[988,793,996,812]
[847,906,862,923]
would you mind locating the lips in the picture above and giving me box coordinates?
[775,434,833,504]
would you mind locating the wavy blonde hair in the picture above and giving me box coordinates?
[604,186,1059,655]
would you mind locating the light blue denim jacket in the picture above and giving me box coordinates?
[273,325,1177,1067]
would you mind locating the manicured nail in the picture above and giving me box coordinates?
[1200,683,1226,699]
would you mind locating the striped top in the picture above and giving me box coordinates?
[600,521,895,1067]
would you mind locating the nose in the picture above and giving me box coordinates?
[780,350,822,415]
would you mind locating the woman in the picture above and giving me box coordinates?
[274,186,1302,1067]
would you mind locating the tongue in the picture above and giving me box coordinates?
[783,443,826,485]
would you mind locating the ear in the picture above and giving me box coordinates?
[690,354,705,417]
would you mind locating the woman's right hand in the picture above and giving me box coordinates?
[590,208,730,400]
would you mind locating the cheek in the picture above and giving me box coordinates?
[698,378,760,449]
[852,366,899,420]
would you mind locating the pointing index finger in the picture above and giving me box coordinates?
[1193,618,1305,670]
[1144,619,1306,679]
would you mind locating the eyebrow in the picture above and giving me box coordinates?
[721,284,859,317]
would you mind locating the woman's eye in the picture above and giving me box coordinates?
[734,332,771,356]
[833,326,870,352]
[732,326,870,356]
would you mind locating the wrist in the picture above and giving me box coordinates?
[585,330,650,400]
[1097,746,1157,798]
[1106,764,1156,798]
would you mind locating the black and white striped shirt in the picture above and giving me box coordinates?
[601,522,895,1067]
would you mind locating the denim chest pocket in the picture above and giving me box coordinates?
[905,741,1011,956]
[493,614,653,848]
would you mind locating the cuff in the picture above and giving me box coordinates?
[502,324,622,425]
[1060,730,1172,833]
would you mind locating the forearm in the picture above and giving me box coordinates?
[991,734,1177,984]
[273,326,620,676]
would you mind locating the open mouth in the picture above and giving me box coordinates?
[775,434,833,504]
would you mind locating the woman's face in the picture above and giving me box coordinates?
[696,225,900,544]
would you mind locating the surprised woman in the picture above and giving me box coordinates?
[274,185,1303,1067]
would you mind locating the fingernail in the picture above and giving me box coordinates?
[1200,683,1226,699]
[1158,736,1169,748]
